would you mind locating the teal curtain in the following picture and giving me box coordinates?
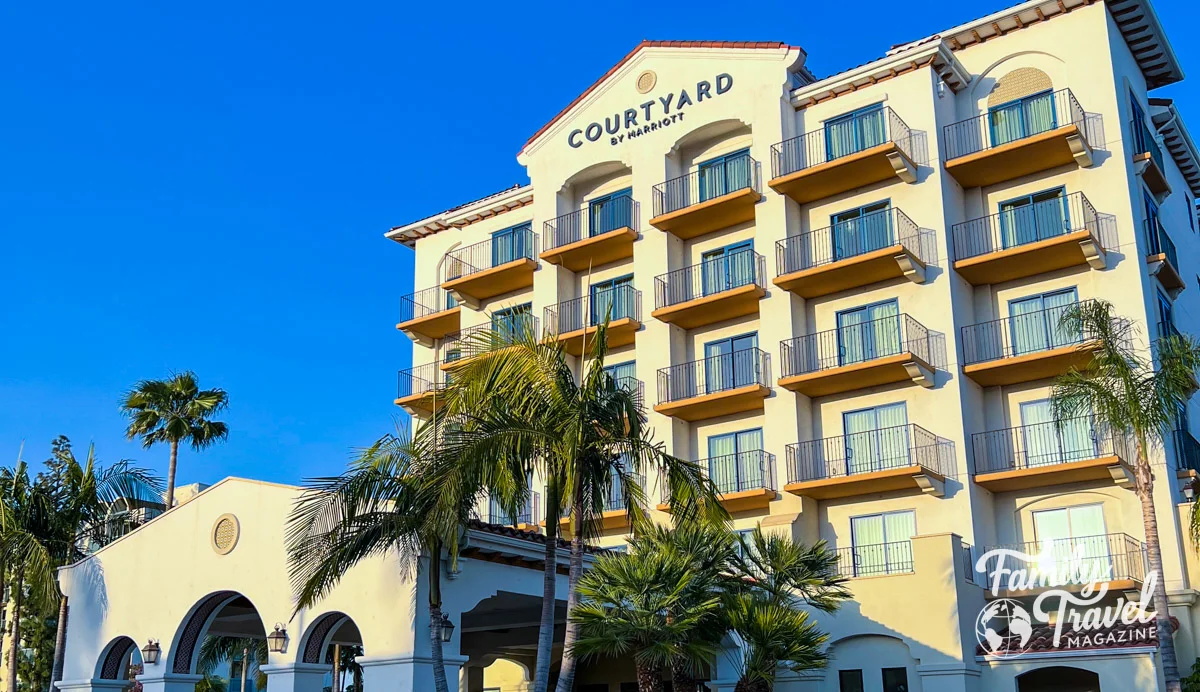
[724,152,752,193]
[838,300,901,365]
[491,225,528,266]
[708,433,738,494]
[999,189,1068,249]
[1044,290,1081,349]
[1009,295,1051,356]
[737,429,764,489]
[697,150,750,203]
[824,106,883,162]
[832,202,892,261]
[1021,399,1095,468]
[588,189,631,237]
[1025,91,1058,135]
[604,361,636,389]
[875,403,910,469]
[1033,505,1110,586]
[851,510,915,576]
[989,91,1057,147]
[837,308,868,365]
[590,277,632,326]
[844,403,909,475]
[704,333,759,393]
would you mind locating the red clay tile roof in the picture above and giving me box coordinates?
[519,40,796,156]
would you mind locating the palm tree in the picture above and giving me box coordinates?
[121,371,229,509]
[435,317,723,692]
[198,637,267,692]
[1053,300,1200,692]
[286,426,479,692]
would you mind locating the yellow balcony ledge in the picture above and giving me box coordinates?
[539,226,637,272]
[944,123,1094,188]
[547,317,641,357]
[784,465,946,501]
[953,229,1107,286]
[773,245,927,299]
[651,283,765,329]
[973,456,1134,493]
[653,384,770,422]
[441,257,537,309]
[649,187,760,240]
[778,352,934,398]
[768,142,916,204]
[393,391,443,417]
[963,342,1099,387]
[1147,253,1186,296]
[657,487,775,514]
[396,306,461,347]
[557,509,631,536]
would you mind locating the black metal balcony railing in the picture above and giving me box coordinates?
[397,362,445,400]
[835,540,914,578]
[484,492,540,527]
[960,299,1096,366]
[943,88,1087,160]
[399,286,457,324]
[603,472,646,513]
[706,450,776,497]
[1145,218,1179,270]
[606,376,645,407]
[443,316,538,363]
[654,249,766,309]
[786,424,955,483]
[1131,118,1166,173]
[952,191,1100,262]
[1174,430,1200,472]
[982,533,1145,588]
[652,154,761,217]
[657,348,771,404]
[962,543,976,584]
[775,208,935,276]
[544,196,637,251]
[779,314,937,378]
[971,417,1133,475]
[770,107,914,179]
[544,285,642,335]
[444,226,539,281]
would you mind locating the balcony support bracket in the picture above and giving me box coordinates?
[1108,463,1136,490]
[1079,236,1108,271]
[913,473,945,498]
[1148,258,1186,300]
[1066,132,1094,169]
[902,360,935,389]
[895,253,927,285]
[1133,156,1173,204]
[886,150,918,184]
[402,329,435,348]
[448,289,481,311]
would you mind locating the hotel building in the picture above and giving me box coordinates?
[55,1,1200,692]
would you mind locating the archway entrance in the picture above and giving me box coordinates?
[171,592,267,692]
[95,636,142,689]
[1017,666,1101,692]
[300,612,364,692]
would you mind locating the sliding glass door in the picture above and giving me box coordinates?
[843,403,910,476]
[837,300,900,366]
[1009,288,1079,356]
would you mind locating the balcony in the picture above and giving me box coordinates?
[943,89,1094,187]
[651,250,766,328]
[951,192,1107,285]
[442,317,538,370]
[561,474,644,534]
[778,314,937,397]
[971,418,1134,492]
[979,533,1145,597]
[1145,218,1185,296]
[483,493,541,533]
[397,286,461,346]
[835,540,914,578]
[768,107,917,204]
[961,299,1099,387]
[649,155,761,240]
[773,208,934,298]
[659,450,777,513]
[1131,119,1171,199]
[540,197,638,272]
[654,349,771,421]
[441,227,538,308]
[395,363,445,416]
[785,424,953,499]
[544,286,642,356]
[1173,430,1200,480]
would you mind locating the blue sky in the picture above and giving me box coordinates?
[2,0,1196,487]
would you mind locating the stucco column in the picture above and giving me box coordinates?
[260,663,330,692]
[135,673,203,692]
[915,664,982,692]
[357,654,469,692]
[56,679,133,692]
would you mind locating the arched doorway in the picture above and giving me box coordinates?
[170,591,267,692]
[95,636,141,686]
[1017,666,1101,692]
[299,612,365,692]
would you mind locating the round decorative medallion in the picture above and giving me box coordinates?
[636,70,657,94]
[212,514,240,555]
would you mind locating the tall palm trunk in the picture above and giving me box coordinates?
[635,662,663,692]
[427,541,451,692]
[165,440,179,509]
[553,490,585,692]
[51,595,68,685]
[669,658,696,692]
[1135,441,1180,691]
[7,569,24,692]
[532,486,559,692]
[734,678,769,692]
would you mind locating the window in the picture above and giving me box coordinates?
[707,428,765,494]
[697,148,752,202]
[493,303,533,342]
[882,667,910,692]
[1008,288,1080,356]
[491,222,532,266]
[1158,291,1175,331]
[988,89,1057,146]
[1188,194,1196,233]
[836,299,900,366]
[590,275,635,325]
[603,361,637,390]
[587,188,633,237]
[824,103,885,161]
[831,200,893,261]
[838,669,865,692]
[843,402,909,475]
[1130,90,1148,154]
[1145,191,1164,254]
[1018,399,1096,467]
[998,187,1068,249]
[700,240,756,296]
[1032,504,1111,583]
[849,509,916,576]
[702,332,760,393]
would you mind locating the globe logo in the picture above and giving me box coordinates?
[976,599,1034,658]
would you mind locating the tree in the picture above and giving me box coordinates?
[435,317,723,692]
[286,426,479,692]
[1053,300,1200,692]
[198,637,267,692]
[121,371,229,509]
